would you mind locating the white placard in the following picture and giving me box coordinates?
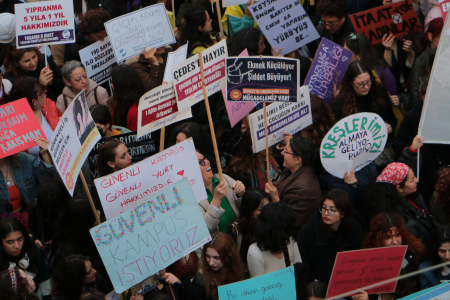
[171,40,228,112]
[250,0,319,55]
[79,37,117,85]
[15,0,75,49]
[163,43,188,84]
[248,86,312,153]
[105,3,176,62]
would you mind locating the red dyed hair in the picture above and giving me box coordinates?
[419,18,443,52]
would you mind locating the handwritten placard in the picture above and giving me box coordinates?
[163,43,188,84]
[249,0,319,55]
[0,212,28,230]
[90,179,211,293]
[320,113,388,179]
[304,38,352,106]
[218,266,296,300]
[79,36,117,85]
[327,246,407,298]
[15,0,75,49]
[350,0,421,45]
[248,86,312,153]
[104,3,176,62]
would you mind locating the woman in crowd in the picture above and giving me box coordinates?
[90,104,128,137]
[131,46,167,92]
[247,201,301,278]
[430,168,450,226]
[361,212,425,298]
[0,217,51,298]
[265,135,321,228]
[332,60,397,134]
[51,254,109,300]
[4,45,64,102]
[95,138,132,177]
[0,266,37,300]
[228,188,271,275]
[9,77,61,158]
[227,27,265,56]
[109,65,145,131]
[56,61,109,112]
[72,0,118,25]
[419,225,450,289]
[363,136,434,244]
[197,150,245,233]
[227,130,281,189]
[304,281,327,300]
[298,189,366,284]
[179,6,216,56]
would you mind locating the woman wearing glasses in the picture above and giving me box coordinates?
[331,60,397,135]
[197,150,245,234]
[298,189,366,284]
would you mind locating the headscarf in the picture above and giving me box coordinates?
[376,162,410,186]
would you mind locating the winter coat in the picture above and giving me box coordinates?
[130,53,166,92]
[56,79,109,112]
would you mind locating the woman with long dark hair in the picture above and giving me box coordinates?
[298,189,366,284]
[109,65,145,130]
[431,168,450,226]
[95,138,132,177]
[227,27,266,56]
[0,266,37,300]
[332,60,397,134]
[179,7,216,56]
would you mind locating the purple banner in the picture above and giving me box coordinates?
[18,29,74,47]
[304,38,352,106]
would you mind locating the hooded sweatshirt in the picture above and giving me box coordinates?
[56,79,109,112]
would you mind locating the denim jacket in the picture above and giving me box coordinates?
[0,153,58,206]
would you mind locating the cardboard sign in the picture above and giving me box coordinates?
[226,57,299,103]
[87,131,159,179]
[248,86,312,153]
[327,246,408,298]
[0,212,28,230]
[105,4,176,62]
[79,37,118,85]
[350,0,421,45]
[171,40,228,112]
[15,0,75,49]
[440,0,450,24]
[218,266,296,300]
[304,38,353,106]
[398,282,450,300]
[320,112,388,179]
[137,83,192,138]
[223,49,257,128]
[49,91,101,195]
[90,179,211,293]
[94,139,207,219]
[163,43,188,84]
[0,99,44,159]
[250,0,319,55]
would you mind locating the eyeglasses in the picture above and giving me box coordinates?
[281,148,296,156]
[353,79,373,89]
[198,157,209,166]
[320,19,339,28]
[319,206,338,216]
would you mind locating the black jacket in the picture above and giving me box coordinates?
[309,14,355,54]
[64,31,89,63]
[297,210,367,284]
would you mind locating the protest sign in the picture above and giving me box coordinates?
[441,0,450,21]
[249,0,319,55]
[320,112,388,178]
[223,0,247,7]
[226,56,299,103]
[350,0,421,45]
[0,99,44,159]
[15,0,75,49]
[248,86,312,153]
[218,266,296,300]
[163,43,188,84]
[327,246,407,298]
[137,83,192,138]
[223,49,257,128]
[49,91,101,195]
[171,40,227,112]
[79,37,117,85]
[88,131,159,179]
[398,282,450,300]
[105,4,176,62]
[90,178,211,293]
[304,38,353,106]
[94,139,207,219]
[0,212,28,230]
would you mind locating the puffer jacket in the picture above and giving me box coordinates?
[56,79,109,112]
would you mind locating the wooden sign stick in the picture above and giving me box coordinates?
[172,0,176,26]
[80,172,101,225]
[199,51,223,182]
[215,1,224,38]
[160,127,165,152]
[263,102,270,182]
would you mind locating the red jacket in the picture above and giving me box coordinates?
[41,98,62,130]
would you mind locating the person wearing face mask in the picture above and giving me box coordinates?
[0,266,37,300]
[90,104,129,138]
[56,61,109,113]
[419,225,450,289]
[3,44,64,102]
[0,217,51,299]
[51,254,109,300]
[357,213,425,300]
[332,60,397,135]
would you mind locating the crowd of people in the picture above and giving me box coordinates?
[0,0,449,299]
